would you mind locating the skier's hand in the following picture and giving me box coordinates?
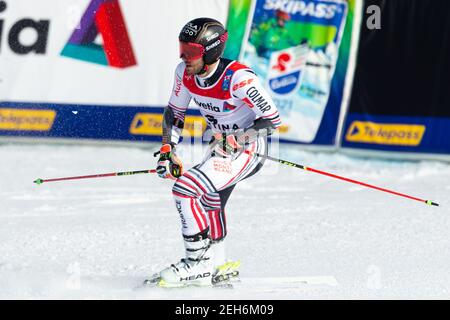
[211,133,243,158]
[155,144,183,180]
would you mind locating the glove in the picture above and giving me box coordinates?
[155,144,183,180]
[211,133,243,158]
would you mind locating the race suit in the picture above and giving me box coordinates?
[163,58,282,240]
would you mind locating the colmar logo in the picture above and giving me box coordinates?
[246,87,272,113]
[61,0,137,68]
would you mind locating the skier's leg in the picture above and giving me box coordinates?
[200,185,236,267]
[157,136,266,286]
[200,186,234,243]
[156,168,219,287]
[171,169,217,235]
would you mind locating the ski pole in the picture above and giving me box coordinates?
[246,151,439,207]
[34,169,157,185]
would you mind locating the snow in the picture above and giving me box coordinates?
[0,142,449,299]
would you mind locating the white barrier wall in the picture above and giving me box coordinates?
[0,0,228,106]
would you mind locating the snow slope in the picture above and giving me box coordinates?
[0,142,449,299]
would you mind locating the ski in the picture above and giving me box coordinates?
[138,261,241,289]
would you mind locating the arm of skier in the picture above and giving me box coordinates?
[231,70,282,145]
[156,63,191,179]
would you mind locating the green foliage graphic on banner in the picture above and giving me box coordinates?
[226,0,357,145]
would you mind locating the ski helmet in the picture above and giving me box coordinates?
[275,9,291,21]
[179,17,228,65]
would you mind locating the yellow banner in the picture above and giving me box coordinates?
[0,108,56,131]
[345,121,426,146]
[130,113,206,137]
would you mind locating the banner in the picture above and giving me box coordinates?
[0,0,226,142]
[341,0,450,157]
[227,0,361,145]
[1,0,362,146]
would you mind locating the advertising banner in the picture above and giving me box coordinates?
[226,0,361,145]
[341,0,450,158]
[0,0,226,142]
[1,0,363,146]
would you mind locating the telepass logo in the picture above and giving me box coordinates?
[61,0,137,68]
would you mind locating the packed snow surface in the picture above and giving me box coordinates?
[0,142,449,299]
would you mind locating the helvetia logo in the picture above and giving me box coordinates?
[61,0,137,68]
[0,1,50,55]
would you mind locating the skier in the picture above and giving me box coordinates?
[150,17,282,287]
[249,9,297,59]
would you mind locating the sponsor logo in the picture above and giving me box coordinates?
[246,87,272,113]
[193,97,220,112]
[232,78,254,91]
[61,0,137,68]
[222,69,234,91]
[206,32,219,42]
[242,97,254,108]
[180,272,211,282]
[345,121,426,146]
[0,108,56,131]
[174,76,182,97]
[263,0,342,20]
[205,115,239,131]
[223,102,237,112]
[183,22,199,36]
[205,40,220,51]
[175,200,187,229]
[213,159,232,174]
[0,1,50,54]
[270,76,298,90]
[129,113,206,137]
[267,44,308,95]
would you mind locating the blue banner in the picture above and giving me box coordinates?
[0,102,206,142]
[342,113,450,155]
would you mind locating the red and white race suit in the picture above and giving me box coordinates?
[165,59,282,238]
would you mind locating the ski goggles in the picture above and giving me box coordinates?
[179,41,205,60]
